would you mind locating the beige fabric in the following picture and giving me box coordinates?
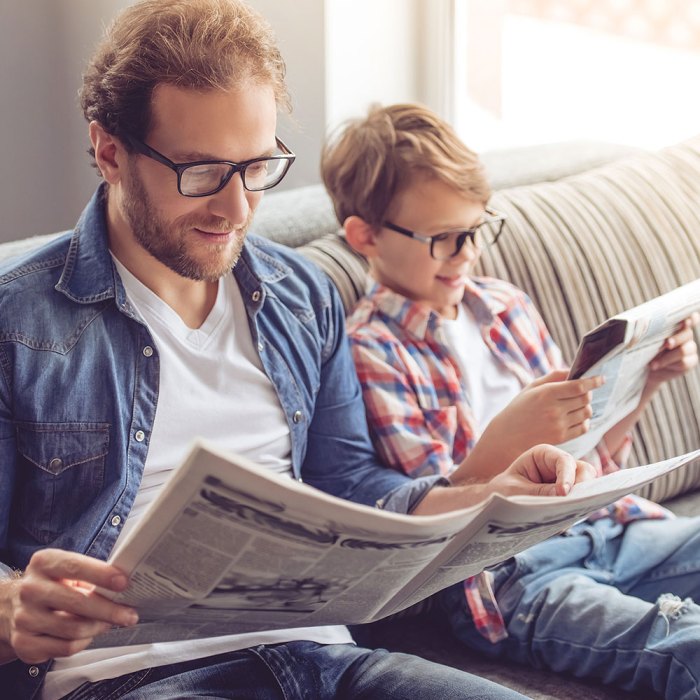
[299,137,700,503]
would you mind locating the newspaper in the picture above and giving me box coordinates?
[558,278,700,458]
[90,441,700,648]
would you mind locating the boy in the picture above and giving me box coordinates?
[321,103,700,699]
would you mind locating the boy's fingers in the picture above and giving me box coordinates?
[574,460,597,482]
[651,341,697,371]
[528,369,569,388]
[665,326,695,350]
[553,376,603,398]
[559,394,593,414]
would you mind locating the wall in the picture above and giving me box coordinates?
[0,0,132,242]
[246,0,326,189]
[325,0,421,130]
[0,0,426,242]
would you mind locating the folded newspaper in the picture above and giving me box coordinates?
[558,278,700,458]
[91,440,700,648]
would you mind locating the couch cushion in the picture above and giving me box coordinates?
[249,142,641,248]
[297,137,700,503]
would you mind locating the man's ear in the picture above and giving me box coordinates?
[89,121,124,185]
[344,216,380,258]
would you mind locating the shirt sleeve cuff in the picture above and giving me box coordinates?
[375,475,451,514]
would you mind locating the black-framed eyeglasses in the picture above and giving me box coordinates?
[122,133,296,196]
[382,207,506,261]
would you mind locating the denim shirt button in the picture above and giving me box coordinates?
[143,346,154,357]
[251,290,261,302]
[257,341,264,352]
[28,666,40,678]
[111,515,121,527]
[292,410,303,424]
[49,458,63,471]
[135,430,145,442]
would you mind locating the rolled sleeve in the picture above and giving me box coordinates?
[377,475,450,514]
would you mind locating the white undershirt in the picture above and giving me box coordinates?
[42,261,352,700]
[441,302,522,433]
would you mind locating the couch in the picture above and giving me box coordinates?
[2,138,699,699]
[249,137,700,700]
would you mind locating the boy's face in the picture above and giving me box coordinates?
[370,177,485,319]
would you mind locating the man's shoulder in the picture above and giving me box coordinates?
[0,231,72,291]
[244,234,335,297]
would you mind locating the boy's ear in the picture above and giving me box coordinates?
[344,216,380,258]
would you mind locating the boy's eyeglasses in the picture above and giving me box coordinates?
[382,207,506,261]
[121,134,296,196]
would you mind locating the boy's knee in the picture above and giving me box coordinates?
[656,593,694,636]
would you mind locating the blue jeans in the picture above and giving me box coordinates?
[61,641,528,699]
[440,516,700,700]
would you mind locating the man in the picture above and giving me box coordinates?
[0,1,592,698]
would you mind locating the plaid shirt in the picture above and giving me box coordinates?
[348,278,670,643]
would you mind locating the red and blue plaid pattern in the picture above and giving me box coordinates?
[348,278,665,642]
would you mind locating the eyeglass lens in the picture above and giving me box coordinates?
[431,221,501,260]
[180,156,288,196]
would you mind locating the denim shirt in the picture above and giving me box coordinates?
[0,188,442,697]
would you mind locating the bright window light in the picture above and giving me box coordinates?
[454,0,700,151]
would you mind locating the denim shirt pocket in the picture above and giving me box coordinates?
[15,422,110,544]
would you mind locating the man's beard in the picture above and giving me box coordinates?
[122,165,249,282]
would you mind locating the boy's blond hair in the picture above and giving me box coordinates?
[321,103,491,227]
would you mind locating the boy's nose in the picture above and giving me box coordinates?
[454,239,480,263]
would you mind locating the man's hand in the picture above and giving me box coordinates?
[646,313,699,389]
[486,443,597,497]
[415,445,596,514]
[0,549,138,665]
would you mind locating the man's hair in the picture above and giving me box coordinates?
[80,0,289,166]
[321,103,491,227]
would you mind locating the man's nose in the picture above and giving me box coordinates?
[207,171,251,226]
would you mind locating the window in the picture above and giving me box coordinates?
[450,0,700,150]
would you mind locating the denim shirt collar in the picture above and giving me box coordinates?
[55,184,293,311]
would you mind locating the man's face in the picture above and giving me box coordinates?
[116,81,277,282]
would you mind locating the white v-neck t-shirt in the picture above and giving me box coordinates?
[42,261,352,700]
[441,302,522,433]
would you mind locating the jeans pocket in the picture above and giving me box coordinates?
[15,421,109,544]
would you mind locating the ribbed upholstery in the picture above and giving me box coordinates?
[298,137,700,503]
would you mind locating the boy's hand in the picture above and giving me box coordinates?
[646,313,699,389]
[0,549,138,664]
[485,370,603,450]
[451,371,602,482]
